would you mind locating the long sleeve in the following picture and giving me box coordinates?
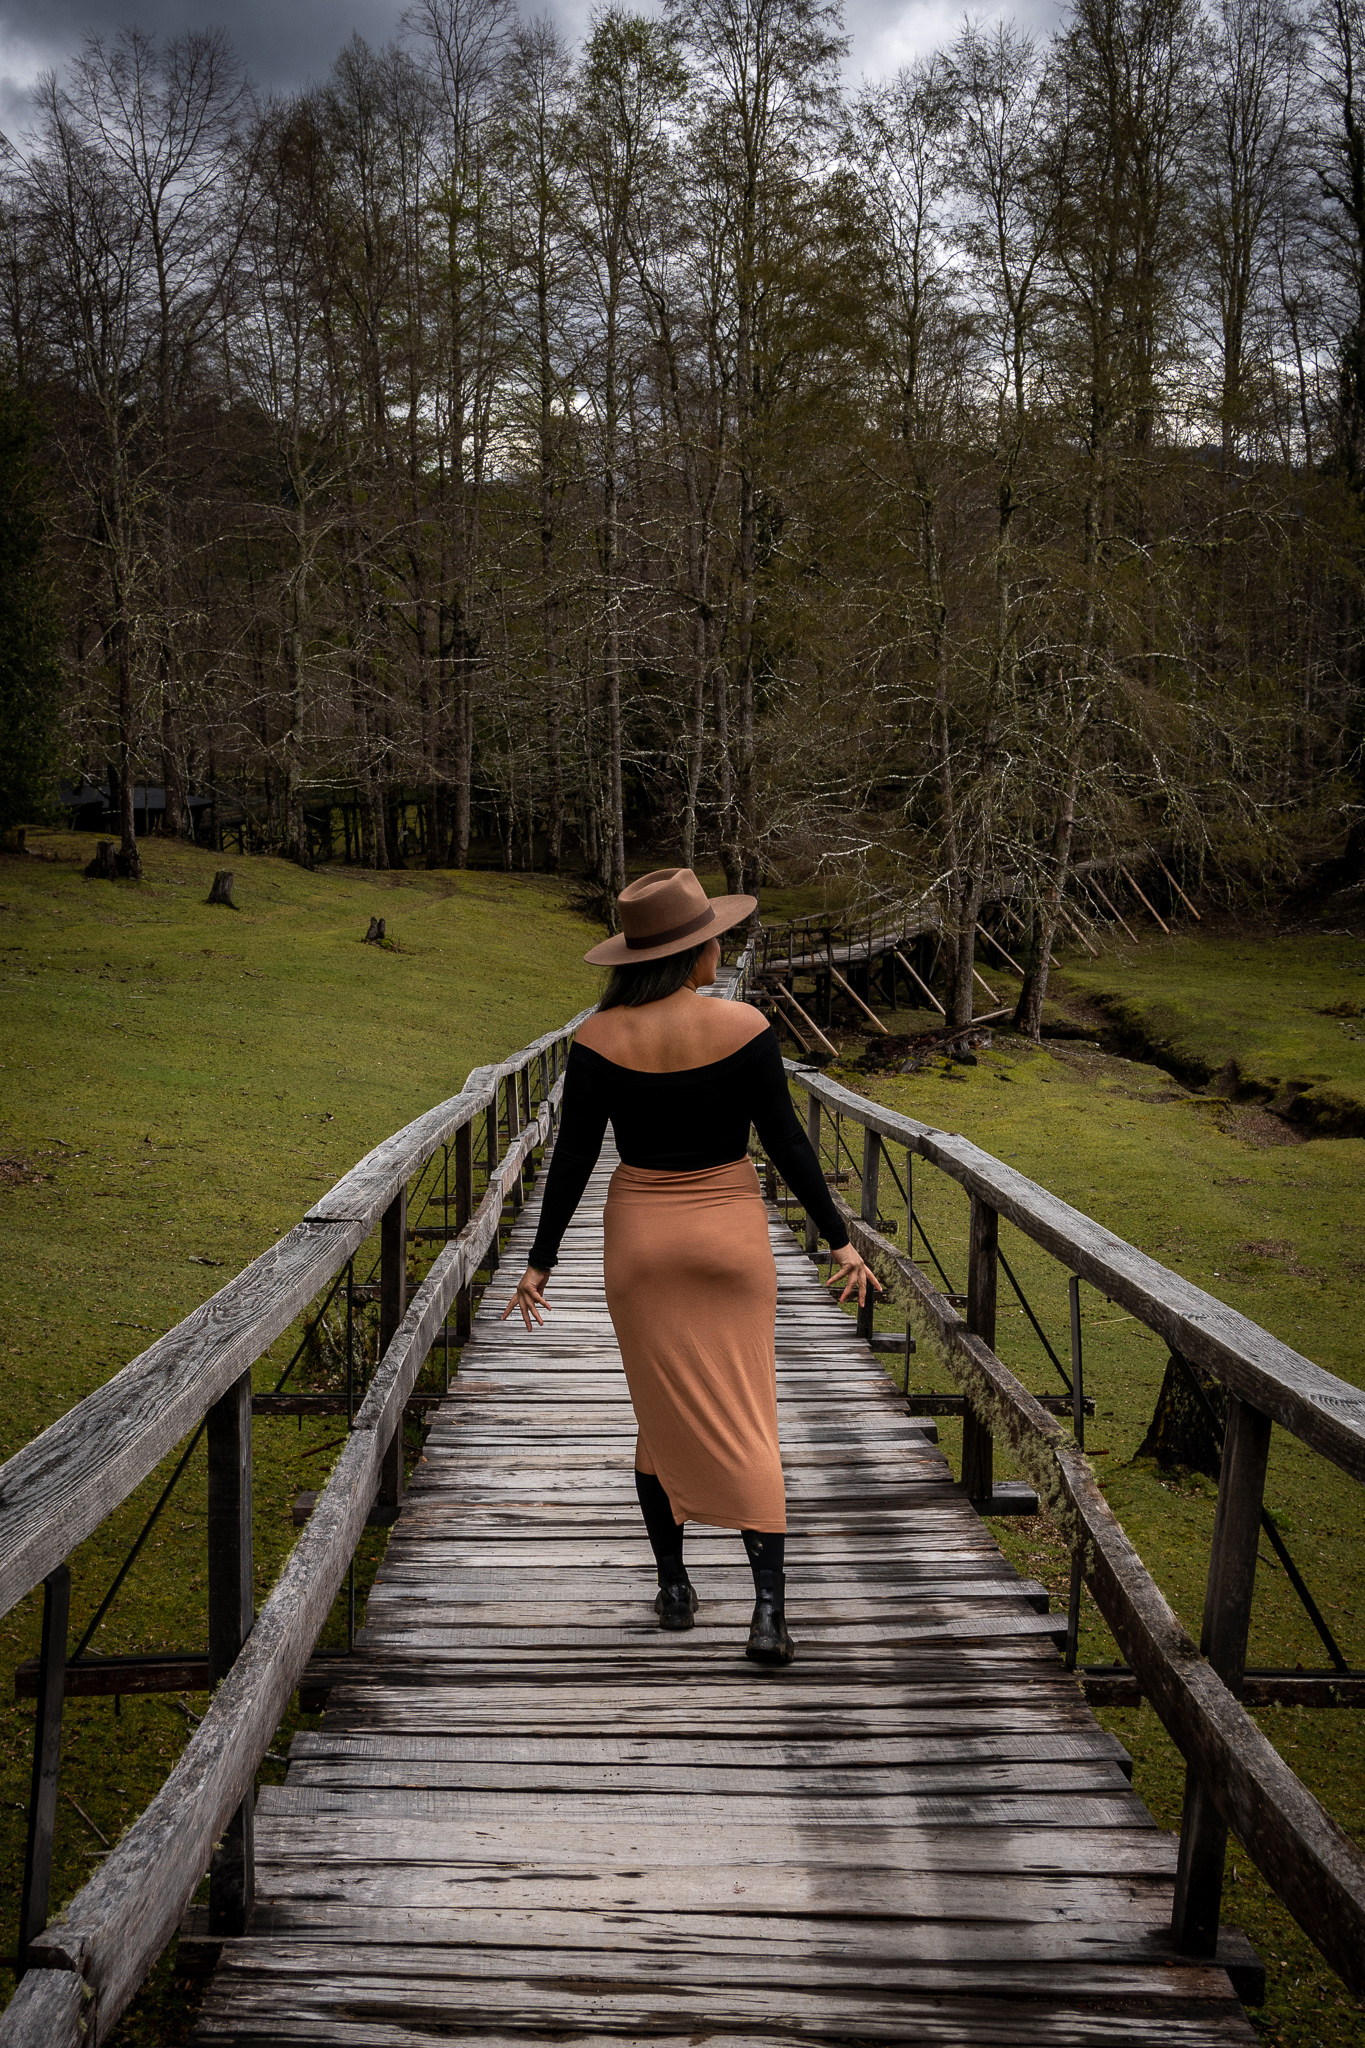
[526,1045,610,1269]
[747,1032,850,1251]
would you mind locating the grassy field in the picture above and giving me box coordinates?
[816,944,1365,2048]
[0,830,601,2041]
[3,847,1363,2044]
[1057,922,1365,1132]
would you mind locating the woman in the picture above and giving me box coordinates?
[503,868,881,1667]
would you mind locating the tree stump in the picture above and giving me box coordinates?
[115,846,143,881]
[1135,1352,1225,1477]
[84,840,118,881]
[207,870,237,908]
[364,916,386,944]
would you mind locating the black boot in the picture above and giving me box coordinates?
[655,1575,699,1632]
[746,1568,794,1666]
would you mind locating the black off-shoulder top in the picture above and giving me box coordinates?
[526,1024,849,1270]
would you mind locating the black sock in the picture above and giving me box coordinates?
[635,1470,686,1584]
[742,1529,785,1593]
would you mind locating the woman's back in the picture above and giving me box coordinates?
[576,989,769,1073]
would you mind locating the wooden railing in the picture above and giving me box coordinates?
[782,1062,1365,1996]
[0,1013,590,2046]
[6,942,1359,2036]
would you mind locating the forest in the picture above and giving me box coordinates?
[2,0,1365,989]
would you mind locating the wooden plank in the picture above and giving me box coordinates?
[0,1970,86,2048]
[187,1134,1260,2048]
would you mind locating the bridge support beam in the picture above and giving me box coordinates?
[1172,1392,1271,1955]
[207,1370,254,1936]
[962,1199,997,1502]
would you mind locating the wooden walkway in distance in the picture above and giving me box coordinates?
[195,1147,1257,2046]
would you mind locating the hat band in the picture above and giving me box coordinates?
[623,903,716,951]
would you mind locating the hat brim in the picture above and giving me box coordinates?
[583,893,757,967]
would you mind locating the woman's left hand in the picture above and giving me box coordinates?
[827,1242,884,1307]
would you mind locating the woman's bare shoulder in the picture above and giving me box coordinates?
[574,1010,610,1052]
[703,1000,772,1052]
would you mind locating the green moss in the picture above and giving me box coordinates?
[1057,927,1365,1131]
[827,1025,1365,2044]
[0,831,601,2039]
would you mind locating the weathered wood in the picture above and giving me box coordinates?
[770,981,838,1058]
[855,1128,880,1341]
[206,870,236,908]
[0,1217,361,1625]
[13,1102,554,2037]
[0,1969,87,2046]
[1120,862,1172,935]
[377,1191,408,1512]
[828,962,889,1033]
[893,945,946,1015]
[453,1121,473,1343]
[975,923,1025,978]
[788,1063,1365,1480]
[15,1651,211,1700]
[1084,1670,1365,1709]
[206,1372,254,1937]
[1153,853,1202,922]
[1171,1396,1272,1957]
[804,1095,821,1257]
[962,1197,997,1504]
[825,1188,1365,1995]
[18,1566,68,1970]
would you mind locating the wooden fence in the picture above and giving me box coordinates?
[3,935,1363,2037]
[784,1062,1365,1993]
[0,1014,590,2045]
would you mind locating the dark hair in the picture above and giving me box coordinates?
[598,942,707,1010]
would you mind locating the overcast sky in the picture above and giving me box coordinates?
[0,0,1067,139]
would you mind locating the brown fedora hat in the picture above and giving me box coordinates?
[584,868,757,967]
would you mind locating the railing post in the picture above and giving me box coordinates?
[805,1094,822,1259]
[962,1196,997,1503]
[1066,1275,1085,1669]
[378,1186,408,1512]
[507,1067,524,1213]
[1171,1392,1272,1956]
[857,1127,881,1340]
[207,1370,254,1936]
[486,1085,502,1277]
[455,1119,474,1341]
[17,1564,69,1973]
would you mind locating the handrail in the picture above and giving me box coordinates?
[0,1011,594,1625]
[790,1065,1365,1477]
[783,1059,1365,1996]
[2,1023,581,2045]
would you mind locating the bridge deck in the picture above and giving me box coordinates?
[195,1152,1256,2045]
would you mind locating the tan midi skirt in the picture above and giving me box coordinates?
[603,1156,784,1532]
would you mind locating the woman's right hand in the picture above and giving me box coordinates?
[502,1266,552,1331]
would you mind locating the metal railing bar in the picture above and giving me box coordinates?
[997,1245,1073,1395]
[1172,1352,1350,1674]
[270,1260,353,1398]
[70,1420,208,1664]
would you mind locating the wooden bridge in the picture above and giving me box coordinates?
[1,950,1363,2043]
[755,855,1195,1052]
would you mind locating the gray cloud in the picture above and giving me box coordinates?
[0,0,1067,142]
